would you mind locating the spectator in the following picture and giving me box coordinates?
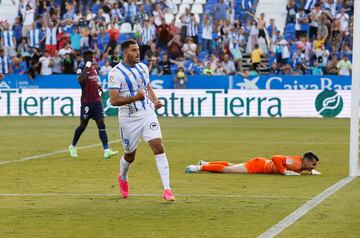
[145,41,161,61]
[309,3,322,40]
[336,8,349,35]
[188,56,203,75]
[28,22,44,50]
[100,60,112,76]
[28,47,42,79]
[213,0,229,22]
[158,53,172,75]
[12,17,23,48]
[167,34,183,60]
[203,62,215,75]
[330,19,341,52]
[0,48,12,76]
[326,54,339,75]
[286,0,297,23]
[17,37,31,64]
[170,55,185,70]
[337,54,352,76]
[174,67,187,89]
[52,50,62,74]
[1,22,17,57]
[12,56,28,75]
[186,13,199,43]
[62,53,74,74]
[251,44,263,71]
[59,43,73,58]
[304,61,323,75]
[313,34,325,51]
[70,27,81,51]
[96,27,110,52]
[221,54,236,75]
[141,19,156,46]
[149,57,163,75]
[182,37,197,60]
[267,18,278,39]
[45,21,59,57]
[156,17,171,50]
[22,3,34,37]
[39,50,54,75]
[295,8,309,40]
[201,14,213,54]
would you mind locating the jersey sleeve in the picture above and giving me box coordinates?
[271,155,287,174]
[108,68,122,90]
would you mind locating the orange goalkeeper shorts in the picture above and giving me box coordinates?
[243,157,267,174]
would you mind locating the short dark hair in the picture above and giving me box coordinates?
[303,152,319,162]
[83,50,94,58]
[121,39,137,52]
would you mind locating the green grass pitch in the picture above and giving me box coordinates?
[0,117,359,238]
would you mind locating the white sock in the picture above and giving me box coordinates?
[155,153,170,190]
[120,156,131,180]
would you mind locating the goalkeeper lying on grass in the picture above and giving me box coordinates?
[185,152,321,176]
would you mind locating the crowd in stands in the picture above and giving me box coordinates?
[0,0,354,80]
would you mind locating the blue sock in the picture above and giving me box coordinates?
[98,124,109,150]
[72,126,85,146]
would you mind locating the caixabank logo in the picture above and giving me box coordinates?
[315,90,343,118]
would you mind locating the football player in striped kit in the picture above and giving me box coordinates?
[108,39,175,201]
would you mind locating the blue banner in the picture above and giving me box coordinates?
[0,74,351,90]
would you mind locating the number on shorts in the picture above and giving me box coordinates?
[84,106,89,113]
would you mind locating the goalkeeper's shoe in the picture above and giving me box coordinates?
[197,160,208,165]
[117,175,129,198]
[104,149,118,159]
[163,189,175,202]
[184,165,200,173]
[68,145,78,158]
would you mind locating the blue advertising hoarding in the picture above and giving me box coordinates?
[0,74,351,90]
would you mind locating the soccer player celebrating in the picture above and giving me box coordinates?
[68,50,118,159]
[108,39,175,201]
[185,152,321,175]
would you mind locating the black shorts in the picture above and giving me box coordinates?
[80,101,104,121]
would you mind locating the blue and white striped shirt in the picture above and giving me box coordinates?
[187,20,198,37]
[108,62,153,118]
[141,26,156,45]
[45,27,57,45]
[0,56,11,74]
[28,29,42,48]
[2,30,15,47]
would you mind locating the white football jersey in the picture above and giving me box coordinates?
[108,62,154,119]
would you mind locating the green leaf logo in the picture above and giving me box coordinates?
[315,90,343,118]
[101,90,118,116]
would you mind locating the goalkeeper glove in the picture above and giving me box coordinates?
[311,169,322,175]
[283,170,301,176]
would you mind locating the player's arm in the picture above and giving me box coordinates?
[109,89,144,106]
[271,155,300,176]
[77,61,92,83]
[147,83,162,109]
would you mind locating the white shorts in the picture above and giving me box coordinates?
[119,113,162,153]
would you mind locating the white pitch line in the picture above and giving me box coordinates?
[257,176,356,238]
[166,139,348,145]
[0,193,312,199]
[0,139,346,166]
[0,140,121,165]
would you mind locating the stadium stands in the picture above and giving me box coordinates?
[0,0,354,78]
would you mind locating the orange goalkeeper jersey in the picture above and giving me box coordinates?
[244,155,303,174]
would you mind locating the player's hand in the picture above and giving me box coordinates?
[154,101,163,109]
[135,90,145,101]
[311,169,322,175]
[283,170,301,176]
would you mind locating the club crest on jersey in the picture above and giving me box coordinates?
[286,158,293,165]
[150,122,159,130]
